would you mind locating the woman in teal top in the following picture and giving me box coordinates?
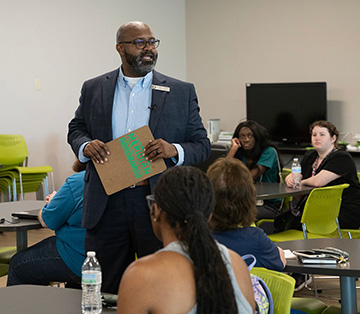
[227,120,282,219]
[7,161,86,287]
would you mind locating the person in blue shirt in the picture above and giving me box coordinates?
[207,157,286,271]
[227,120,282,219]
[7,160,86,287]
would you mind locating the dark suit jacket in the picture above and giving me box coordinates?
[68,69,210,229]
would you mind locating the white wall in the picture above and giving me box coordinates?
[186,0,360,138]
[0,0,186,191]
[3,0,360,192]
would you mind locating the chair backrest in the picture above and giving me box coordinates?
[251,267,295,314]
[0,263,9,277]
[274,149,283,184]
[194,143,229,172]
[281,168,291,183]
[301,184,349,236]
[0,135,28,166]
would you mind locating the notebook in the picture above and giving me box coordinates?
[11,209,40,220]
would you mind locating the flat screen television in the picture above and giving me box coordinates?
[246,82,327,147]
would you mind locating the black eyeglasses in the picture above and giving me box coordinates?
[146,194,155,211]
[119,38,160,49]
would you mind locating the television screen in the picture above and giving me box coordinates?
[246,82,327,147]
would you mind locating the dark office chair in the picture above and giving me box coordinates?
[194,143,230,172]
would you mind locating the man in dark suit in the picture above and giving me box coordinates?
[68,21,210,293]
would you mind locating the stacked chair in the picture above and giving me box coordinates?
[0,134,54,277]
[0,134,54,201]
[0,177,12,201]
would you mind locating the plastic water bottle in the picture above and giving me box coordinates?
[82,251,102,314]
[291,158,302,189]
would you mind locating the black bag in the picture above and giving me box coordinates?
[274,195,308,233]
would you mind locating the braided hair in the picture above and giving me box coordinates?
[154,166,238,314]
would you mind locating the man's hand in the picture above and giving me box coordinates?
[84,139,110,164]
[143,139,177,162]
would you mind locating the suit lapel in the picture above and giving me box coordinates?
[101,69,119,141]
[149,71,167,133]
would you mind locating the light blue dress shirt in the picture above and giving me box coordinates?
[112,68,152,139]
[78,67,183,165]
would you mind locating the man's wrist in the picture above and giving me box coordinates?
[172,144,184,166]
[83,142,90,158]
[79,142,91,163]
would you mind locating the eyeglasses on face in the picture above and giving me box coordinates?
[146,194,156,211]
[119,38,160,49]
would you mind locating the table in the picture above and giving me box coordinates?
[278,238,360,314]
[255,182,314,200]
[0,200,45,252]
[0,285,116,314]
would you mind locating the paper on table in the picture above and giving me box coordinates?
[284,249,297,260]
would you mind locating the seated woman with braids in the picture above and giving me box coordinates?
[117,166,255,314]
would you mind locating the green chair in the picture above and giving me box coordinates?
[256,219,275,228]
[278,167,293,211]
[321,305,360,314]
[251,267,295,314]
[268,184,349,242]
[282,168,292,182]
[339,227,360,239]
[256,166,291,234]
[291,297,327,314]
[0,135,54,200]
[0,263,9,277]
[0,246,17,264]
[0,177,12,201]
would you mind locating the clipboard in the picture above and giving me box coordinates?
[93,126,167,195]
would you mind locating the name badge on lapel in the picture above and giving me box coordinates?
[151,84,170,92]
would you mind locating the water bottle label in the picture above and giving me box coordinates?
[82,272,102,284]
[292,167,301,173]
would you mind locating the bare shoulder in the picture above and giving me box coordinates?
[117,251,196,314]
[117,254,169,313]
[228,249,248,270]
[120,253,166,287]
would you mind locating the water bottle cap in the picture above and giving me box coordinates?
[87,251,96,257]
[294,158,298,161]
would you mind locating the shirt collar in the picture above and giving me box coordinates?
[119,66,153,89]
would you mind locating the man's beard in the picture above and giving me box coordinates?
[124,50,158,76]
